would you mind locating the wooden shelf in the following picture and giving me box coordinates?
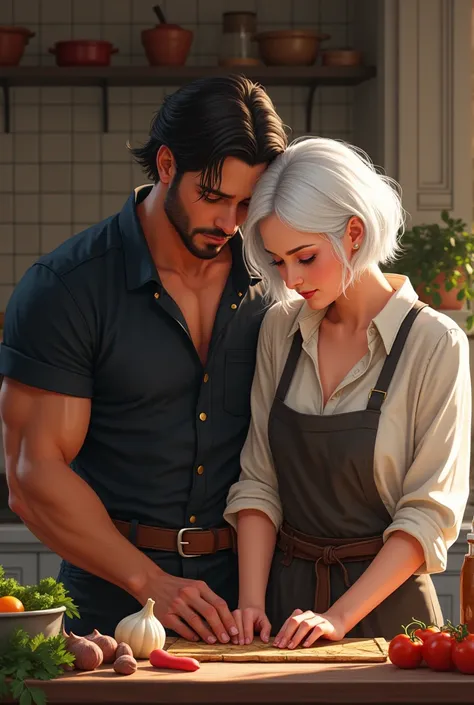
[0,64,376,87]
[0,64,376,132]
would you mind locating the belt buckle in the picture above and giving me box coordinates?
[177,527,203,558]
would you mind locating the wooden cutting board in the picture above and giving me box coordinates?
[164,636,388,663]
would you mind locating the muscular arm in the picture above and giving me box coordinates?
[0,378,161,602]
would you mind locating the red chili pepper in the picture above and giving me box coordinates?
[149,649,200,672]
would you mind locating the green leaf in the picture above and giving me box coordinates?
[0,674,8,696]
[29,686,47,705]
[19,688,32,705]
[11,679,26,699]
[467,315,474,331]
[457,289,466,301]
[0,567,78,615]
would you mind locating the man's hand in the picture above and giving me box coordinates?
[231,606,272,645]
[147,574,240,644]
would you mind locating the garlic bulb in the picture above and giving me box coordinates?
[114,598,166,659]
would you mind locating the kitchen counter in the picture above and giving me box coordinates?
[1,659,474,705]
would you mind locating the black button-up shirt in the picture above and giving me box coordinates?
[0,186,267,611]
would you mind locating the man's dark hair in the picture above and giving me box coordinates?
[129,74,288,189]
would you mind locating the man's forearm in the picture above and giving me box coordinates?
[9,457,162,603]
[326,530,426,633]
[237,509,277,608]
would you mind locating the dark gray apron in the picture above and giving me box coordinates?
[266,301,443,639]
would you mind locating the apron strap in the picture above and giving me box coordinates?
[275,329,304,401]
[367,300,428,412]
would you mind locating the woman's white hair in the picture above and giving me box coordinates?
[243,136,405,306]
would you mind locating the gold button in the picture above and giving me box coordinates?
[199,412,207,421]
[203,373,209,383]
[197,465,204,475]
[154,292,160,299]
[230,303,237,310]
[189,515,196,524]
[238,291,243,297]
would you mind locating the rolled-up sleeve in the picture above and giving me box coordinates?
[383,328,472,574]
[0,263,94,398]
[224,307,283,531]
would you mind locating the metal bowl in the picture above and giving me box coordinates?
[0,605,66,641]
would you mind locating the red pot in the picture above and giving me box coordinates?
[141,25,193,66]
[49,40,118,67]
[0,25,35,66]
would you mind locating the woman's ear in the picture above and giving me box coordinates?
[347,216,364,250]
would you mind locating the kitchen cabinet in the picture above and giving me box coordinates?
[432,542,465,626]
[353,0,472,228]
[0,552,38,584]
[0,523,469,627]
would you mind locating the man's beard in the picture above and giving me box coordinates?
[164,176,231,260]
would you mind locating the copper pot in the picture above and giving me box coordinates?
[0,25,35,66]
[49,40,118,67]
[321,49,363,66]
[256,30,329,66]
[141,25,193,66]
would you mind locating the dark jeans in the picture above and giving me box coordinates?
[57,549,239,637]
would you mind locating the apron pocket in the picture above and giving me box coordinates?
[223,349,256,417]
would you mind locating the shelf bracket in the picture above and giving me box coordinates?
[100,80,109,133]
[305,82,319,133]
[1,81,10,134]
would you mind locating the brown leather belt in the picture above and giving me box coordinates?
[278,522,384,614]
[112,519,235,557]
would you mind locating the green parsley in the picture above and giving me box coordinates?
[0,628,75,705]
[0,567,80,618]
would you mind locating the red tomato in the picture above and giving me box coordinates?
[452,637,474,674]
[422,632,454,671]
[413,626,440,643]
[388,634,423,669]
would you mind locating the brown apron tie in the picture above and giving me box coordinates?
[278,522,384,614]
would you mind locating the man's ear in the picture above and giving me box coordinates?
[156,145,176,184]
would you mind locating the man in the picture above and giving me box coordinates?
[0,75,287,644]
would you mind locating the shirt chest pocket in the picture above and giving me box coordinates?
[224,349,256,417]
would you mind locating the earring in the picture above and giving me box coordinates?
[353,243,360,250]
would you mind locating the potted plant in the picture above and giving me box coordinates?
[386,210,474,330]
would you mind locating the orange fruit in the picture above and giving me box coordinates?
[0,596,25,612]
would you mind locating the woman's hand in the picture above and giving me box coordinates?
[232,606,272,645]
[273,608,346,649]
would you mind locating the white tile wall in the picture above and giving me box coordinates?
[0,0,355,309]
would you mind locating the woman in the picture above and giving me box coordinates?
[223,137,471,649]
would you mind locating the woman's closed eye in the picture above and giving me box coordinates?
[270,255,316,267]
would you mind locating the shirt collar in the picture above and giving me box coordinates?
[118,185,258,294]
[119,185,161,291]
[287,274,419,354]
[372,274,419,353]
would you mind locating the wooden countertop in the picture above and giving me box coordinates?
[2,659,474,705]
